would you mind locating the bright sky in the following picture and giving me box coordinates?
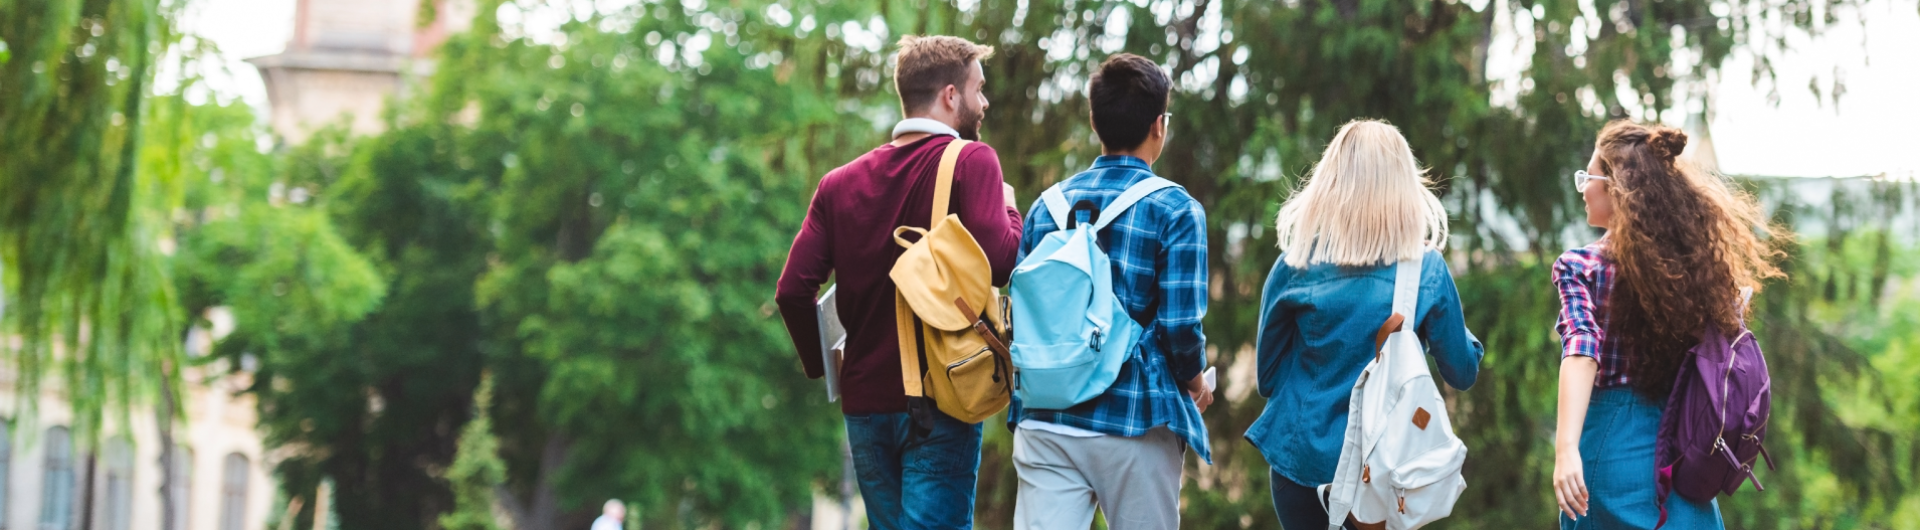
[1711,0,1920,178]
[171,0,294,108]
[177,0,1920,179]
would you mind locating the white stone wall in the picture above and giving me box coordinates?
[258,66,405,142]
[299,0,420,54]
[0,366,273,530]
[253,0,474,143]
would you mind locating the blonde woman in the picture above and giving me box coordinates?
[1243,120,1486,529]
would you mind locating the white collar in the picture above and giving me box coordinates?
[891,117,961,139]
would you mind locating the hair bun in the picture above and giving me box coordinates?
[1648,127,1689,161]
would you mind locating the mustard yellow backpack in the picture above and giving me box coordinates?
[889,139,1013,428]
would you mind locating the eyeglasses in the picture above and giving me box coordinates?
[1574,170,1609,192]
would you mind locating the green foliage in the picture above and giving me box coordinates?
[0,0,186,440]
[438,5,848,526]
[441,373,508,530]
[182,202,385,349]
[242,122,491,530]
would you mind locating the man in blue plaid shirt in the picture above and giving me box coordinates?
[1008,54,1214,530]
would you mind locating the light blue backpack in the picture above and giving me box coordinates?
[1009,177,1180,410]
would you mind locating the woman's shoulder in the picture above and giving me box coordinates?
[1412,247,1458,282]
[1552,240,1610,277]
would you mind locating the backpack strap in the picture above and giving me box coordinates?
[929,139,973,226]
[1090,177,1180,231]
[1391,252,1423,332]
[1039,185,1072,230]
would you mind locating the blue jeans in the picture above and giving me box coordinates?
[845,411,983,530]
[1269,471,1357,530]
[1561,388,1723,530]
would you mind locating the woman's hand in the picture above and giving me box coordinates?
[1553,444,1590,520]
[1553,355,1599,520]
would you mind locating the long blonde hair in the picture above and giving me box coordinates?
[1274,120,1450,268]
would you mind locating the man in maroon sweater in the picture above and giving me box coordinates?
[775,35,1021,530]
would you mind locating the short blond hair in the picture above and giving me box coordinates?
[893,35,993,113]
[1274,120,1450,268]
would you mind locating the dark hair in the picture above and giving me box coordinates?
[1595,120,1786,397]
[1087,54,1170,151]
[894,35,994,114]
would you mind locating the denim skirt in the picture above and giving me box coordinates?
[1562,387,1724,530]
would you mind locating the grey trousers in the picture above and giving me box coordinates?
[1011,427,1184,530]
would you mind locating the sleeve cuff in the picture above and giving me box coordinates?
[1169,356,1204,385]
[1561,332,1602,359]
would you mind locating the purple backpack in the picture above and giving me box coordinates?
[1654,319,1776,528]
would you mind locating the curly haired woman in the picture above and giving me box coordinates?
[1550,121,1785,529]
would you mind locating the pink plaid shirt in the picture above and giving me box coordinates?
[1553,239,1631,388]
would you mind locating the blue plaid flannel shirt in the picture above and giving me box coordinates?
[1009,155,1212,463]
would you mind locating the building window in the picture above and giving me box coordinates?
[219,453,249,530]
[166,446,192,530]
[38,427,72,530]
[103,438,133,530]
[0,420,11,529]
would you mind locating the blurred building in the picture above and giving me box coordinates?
[246,0,473,143]
[0,305,272,530]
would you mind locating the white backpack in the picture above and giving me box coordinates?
[1319,254,1467,530]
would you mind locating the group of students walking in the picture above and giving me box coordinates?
[775,34,1780,530]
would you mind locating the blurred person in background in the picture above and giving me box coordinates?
[590,500,624,530]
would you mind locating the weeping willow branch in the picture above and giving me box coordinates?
[0,0,186,444]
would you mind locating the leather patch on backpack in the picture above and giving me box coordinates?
[1412,407,1432,430]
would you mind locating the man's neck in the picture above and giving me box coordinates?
[892,133,932,147]
[1102,149,1157,166]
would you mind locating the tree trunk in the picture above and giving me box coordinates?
[494,434,571,530]
[841,439,855,530]
[79,453,97,530]
[157,360,178,530]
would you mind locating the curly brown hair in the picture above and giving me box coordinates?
[1595,121,1787,397]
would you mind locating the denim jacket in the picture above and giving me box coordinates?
[1243,248,1484,486]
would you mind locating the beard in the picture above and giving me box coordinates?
[956,101,984,141]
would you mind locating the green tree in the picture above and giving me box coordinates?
[442,372,509,530]
[0,0,182,438]
[202,118,489,530]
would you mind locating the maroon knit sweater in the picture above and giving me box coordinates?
[775,135,1023,414]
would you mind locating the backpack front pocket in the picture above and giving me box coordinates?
[941,345,1009,420]
[1013,345,1104,410]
